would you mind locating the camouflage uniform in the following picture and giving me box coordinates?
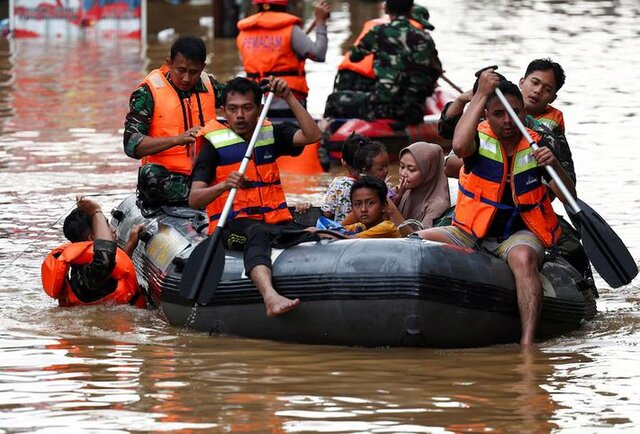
[325,16,441,124]
[438,102,576,183]
[123,74,225,207]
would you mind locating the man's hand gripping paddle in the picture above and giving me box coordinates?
[179,85,275,305]
[494,87,637,288]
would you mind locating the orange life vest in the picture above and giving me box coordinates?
[535,105,565,135]
[140,65,217,175]
[452,121,561,248]
[41,241,146,308]
[237,11,309,97]
[337,16,425,79]
[199,119,293,234]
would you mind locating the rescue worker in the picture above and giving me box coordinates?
[41,196,146,308]
[124,36,225,208]
[324,0,441,125]
[417,72,576,349]
[189,76,321,317]
[236,0,331,118]
[331,4,434,93]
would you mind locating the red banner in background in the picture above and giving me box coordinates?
[10,0,144,39]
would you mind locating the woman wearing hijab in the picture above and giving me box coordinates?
[394,141,451,231]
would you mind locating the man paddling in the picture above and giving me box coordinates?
[124,36,225,208]
[189,77,321,316]
[441,61,575,183]
[417,71,576,349]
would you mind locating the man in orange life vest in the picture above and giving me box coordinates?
[189,76,321,317]
[331,3,434,94]
[417,71,576,349]
[236,0,331,118]
[41,197,146,308]
[124,36,225,208]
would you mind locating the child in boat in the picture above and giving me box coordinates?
[41,196,146,308]
[317,134,391,223]
[342,176,401,238]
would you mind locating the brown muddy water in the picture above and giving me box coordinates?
[0,0,639,432]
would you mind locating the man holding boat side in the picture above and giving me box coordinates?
[189,77,321,317]
[417,71,576,349]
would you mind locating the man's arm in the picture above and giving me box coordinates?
[123,84,202,159]
[532,146,577,203]
[270,77,321,146]
[452,70,500,158]
[349,26,375,63]
[188,144,246,209]
[290,1,330,62]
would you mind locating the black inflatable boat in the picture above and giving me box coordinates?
[112,195,597,348]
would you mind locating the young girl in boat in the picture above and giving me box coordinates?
[341,176,401,238]
[393,141,451,231]
[318,133,392,223]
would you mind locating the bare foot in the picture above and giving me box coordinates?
[265,293,300,317]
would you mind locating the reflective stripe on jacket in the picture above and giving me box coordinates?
[141,65,217,175]
[535,105,565,135]
[41,241,146,308]
[338,17,425,79]
[237,12,309,97]
[200,119,292,234]
[452,121,561,248]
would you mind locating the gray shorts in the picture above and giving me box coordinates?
[432,226,545,262]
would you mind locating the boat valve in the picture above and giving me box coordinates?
[111,209,125,222]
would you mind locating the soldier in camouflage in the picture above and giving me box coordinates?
[123,37,226,208]
[324,0,441,125]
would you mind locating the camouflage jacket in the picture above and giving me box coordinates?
[349,16,442,104]
[123,73,225,158]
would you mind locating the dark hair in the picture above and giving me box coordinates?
[222,77,262,106]
[170,36,207,64]
[350,175,388,204]
[353,140,387,174]
[386,0,414,16]
[525,58,565,91]
[486,80,523,108]
[63,208,92,243]
[257,4,287,12]
[341,133,371,168]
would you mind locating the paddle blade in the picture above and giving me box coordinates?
[567,199,638,288]
[178,229,226,304]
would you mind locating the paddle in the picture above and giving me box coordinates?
[179,90,276,305]
[494,88,637,288]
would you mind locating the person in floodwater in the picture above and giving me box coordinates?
[417,72,576,349]
[123,36,225,208]
[41,196,146,308]
[189,76,321,317]
[237,0,331,118]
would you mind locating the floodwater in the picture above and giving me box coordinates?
[0,0,639,432]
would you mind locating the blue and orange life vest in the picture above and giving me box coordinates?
[338,16,426,79]
[41,241,146,308]
[535,105,565,135]
[452,121,561,248]
[140,65,217,175]
[237,11,309,97]
[199,119,293,234]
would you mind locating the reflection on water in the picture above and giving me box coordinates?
[0,0,639,431]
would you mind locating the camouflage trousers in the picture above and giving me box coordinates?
[332,70,375,92]
[137,164,190,207]
[323,90,425,125]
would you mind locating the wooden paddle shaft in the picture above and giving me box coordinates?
[216,92,275,228]
[494,88,581,214]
